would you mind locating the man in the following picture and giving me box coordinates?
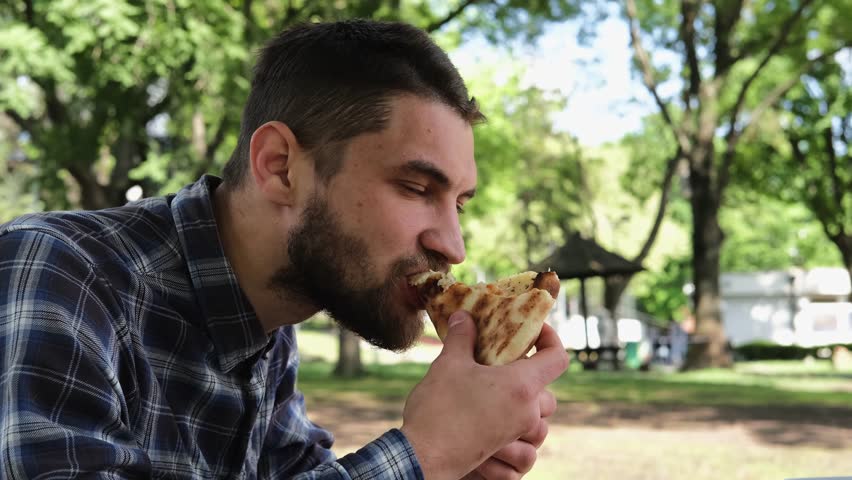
[0,20,568,479]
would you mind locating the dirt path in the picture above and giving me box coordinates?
[307,398,852,479]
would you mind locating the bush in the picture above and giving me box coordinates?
[734,341,852,361]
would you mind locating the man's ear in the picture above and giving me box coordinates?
[249,121,303,205]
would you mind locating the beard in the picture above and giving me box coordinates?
[269,194,444,351]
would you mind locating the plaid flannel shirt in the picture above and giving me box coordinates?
[0,175,423,480]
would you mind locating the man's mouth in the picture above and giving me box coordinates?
[402,273,427,310]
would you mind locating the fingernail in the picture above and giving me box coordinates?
[448,311,465,328]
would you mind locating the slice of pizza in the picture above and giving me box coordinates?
[410,270,560,366]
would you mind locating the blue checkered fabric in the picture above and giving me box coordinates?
[0,176,422,479]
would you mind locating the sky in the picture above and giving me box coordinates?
[449,16,666,147]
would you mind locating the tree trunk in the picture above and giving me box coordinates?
[604,275,630,319]
[601,147,682,320]
[67,166,114,210]
[847,264,852,304]
[830,234,852,302]
[684,150,732,370]
[334,327,364,377]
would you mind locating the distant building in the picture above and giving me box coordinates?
[721,267,852,347]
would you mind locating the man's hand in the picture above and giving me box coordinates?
[463,388,556,479]
[461,329,561,480]
[400,311,568,480]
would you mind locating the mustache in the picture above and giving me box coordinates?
[393,252,449,278]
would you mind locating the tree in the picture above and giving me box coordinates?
[782,64,851,298]
[1,0,584,378]
[456,66,592,282]
[620,0,851,368]
[2,0,250,209]
[734,51,851,299]
[603,113,684,321]
[0,117,43,222]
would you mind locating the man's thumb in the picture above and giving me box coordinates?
[441,311,476,358]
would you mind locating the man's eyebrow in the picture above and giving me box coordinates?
[399,159,476,199]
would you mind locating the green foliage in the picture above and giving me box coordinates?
[619,114,677,204]
[633,255,691,321]
[453,64,590,282]
[721,189,843,271]
[458,0,581,46]
[730,47,851,271]
[0,123,42,223]
[0,0,583,214]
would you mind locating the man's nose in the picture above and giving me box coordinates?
[419,212,466,265]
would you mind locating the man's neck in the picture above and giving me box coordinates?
[212,183,320,333]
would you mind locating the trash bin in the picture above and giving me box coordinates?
[624,341,641,369]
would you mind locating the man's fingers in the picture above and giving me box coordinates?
[490,440,537,475]
[460,472,485,480]
[519,419,549,448]
[475,456,524,480]
[439,311,476,360]
[539,389,557,418]
[533,322,566,353]
[516,323,569,387]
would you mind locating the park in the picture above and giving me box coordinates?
[2,0,851,478]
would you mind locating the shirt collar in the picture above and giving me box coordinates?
[170,175,269,372]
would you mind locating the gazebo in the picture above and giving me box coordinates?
[532,232,644,365]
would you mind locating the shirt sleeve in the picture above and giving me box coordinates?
[327,429,424,480]
[262,386,422,480]
[0,229,151,478]
[259,332,423,480]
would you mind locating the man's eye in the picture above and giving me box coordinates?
[457,204,466,214]
[400,182,427,195]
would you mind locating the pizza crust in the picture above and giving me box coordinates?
[412,270,560,365]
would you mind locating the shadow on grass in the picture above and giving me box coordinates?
[747,371,852,380]
[298,361,852,449]
[553,370,852,408]
[552,401,852,450]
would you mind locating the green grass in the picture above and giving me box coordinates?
[296,327,852,408]
[299,359,852,480]
[298,359,852,408]
[298,361,426,402]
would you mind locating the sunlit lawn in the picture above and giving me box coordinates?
[298,358,852,408]
[297,329,852,479]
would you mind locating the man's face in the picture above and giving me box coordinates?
[271,96,477,351]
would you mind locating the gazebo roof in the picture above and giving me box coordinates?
[531,232,644,280]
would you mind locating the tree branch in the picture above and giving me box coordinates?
[823,125,844,227]
[193,116,228,178]
[29,77,69,127]
[242,0,254,25]
[727,0,813,133]
[634,146,683,262]
[625,0,690,153]
[242,0,257,43]
[681,0,701,98]
[425,0,479,33]
[24,0,34,25]
[748,44,849,137]
[66,163,110,210]
[712,0,744,75]
[109,135,143,189]
[4,109,35,135]
[789,133,842,243]
[719,44,850,191]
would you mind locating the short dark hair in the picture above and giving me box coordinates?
[222,19,484,187]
